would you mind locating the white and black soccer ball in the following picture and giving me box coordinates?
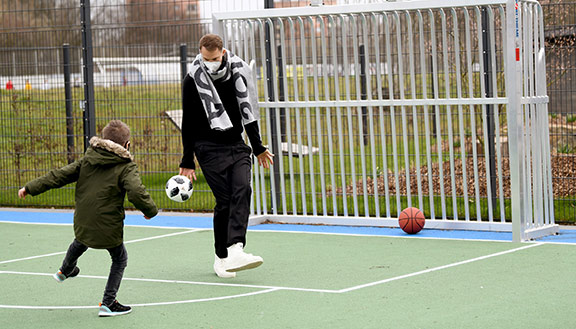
[165,175,193,202]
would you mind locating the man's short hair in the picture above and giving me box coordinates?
[102,120,130,146]
[199,34,223,51]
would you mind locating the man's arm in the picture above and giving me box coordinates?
[179,74,197,172]
[244,121,266,155]
[245,121,274,169]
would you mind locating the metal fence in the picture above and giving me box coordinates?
[0,0,316,212]
[542,0,576,223]
[0,0,574,233]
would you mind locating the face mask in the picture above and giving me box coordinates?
[204,61,221,73]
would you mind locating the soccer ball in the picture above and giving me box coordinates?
[165,175,193,202]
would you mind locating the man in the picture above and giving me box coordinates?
[179,34,274,278]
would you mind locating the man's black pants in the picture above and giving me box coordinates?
[60,239,128,306]
[196,141,252,259]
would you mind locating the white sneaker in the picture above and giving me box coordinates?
[214,255,236,278]
[224,243,263,272]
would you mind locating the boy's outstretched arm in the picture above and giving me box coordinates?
[22,161,82,198]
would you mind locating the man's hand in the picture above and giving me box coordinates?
[18,188,28,199]
[256,150,274,169]
[179,167,197,181]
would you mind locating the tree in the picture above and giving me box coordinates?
[123,0,206,55]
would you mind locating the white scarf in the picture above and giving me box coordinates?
[189,49,258,131]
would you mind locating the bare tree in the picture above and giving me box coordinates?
[124,0,206,54]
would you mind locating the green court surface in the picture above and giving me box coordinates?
[1,222,575,329]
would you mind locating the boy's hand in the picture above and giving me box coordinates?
[18,188,28,199]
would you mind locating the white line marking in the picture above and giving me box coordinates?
[123,229,205,244]
[0,220,208,231]
[337,243,543,293]
[0,243,548,310]
[249,228,513,243]
[0,251,69,265]
[4,220,574,246]
[0,220,72,226]
[0,271,337,294]
[0,229,203,265]
[131,289,280,307]
[527,240,576,246]
[0,289,279,310]
[0,242,543,294]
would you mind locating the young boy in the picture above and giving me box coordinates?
[18,120,158,317]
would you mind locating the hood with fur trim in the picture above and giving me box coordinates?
[86,136,134,165]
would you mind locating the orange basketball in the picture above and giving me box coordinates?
[398,207,425,234]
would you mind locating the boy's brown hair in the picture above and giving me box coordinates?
[199,34,223,51]
[102,120,130,146]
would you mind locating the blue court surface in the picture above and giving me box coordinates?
[1,208,574,244]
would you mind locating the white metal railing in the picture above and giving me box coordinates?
[214,0,557,241]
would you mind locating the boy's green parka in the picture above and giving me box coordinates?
[25,137,158,249]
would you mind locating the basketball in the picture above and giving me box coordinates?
[398,207,425,234]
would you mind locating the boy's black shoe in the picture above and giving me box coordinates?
[98,300,132,317]
[53,266,80,282]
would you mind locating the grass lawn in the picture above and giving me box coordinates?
[1,82,573,223]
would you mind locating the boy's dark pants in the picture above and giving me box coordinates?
[196,141,252,259]
[60,239,127,306]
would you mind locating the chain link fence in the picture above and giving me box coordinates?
[542,0,576,222]
[1,0,575,222]
[0,0,334,212]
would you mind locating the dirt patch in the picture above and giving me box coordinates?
[329,156,576,198]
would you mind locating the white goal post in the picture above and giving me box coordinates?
[214,0,557,242]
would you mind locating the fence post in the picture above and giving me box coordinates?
[430,55,437,135]
[34,51,39,76]
[12,52,16,76]
[482,7,498,218]
[277,45,286,142]
[360,44,368,145]
[265,0,281,214]
[80,0,96,151]
[179,44,188,82]
[63,44,75,164]
[506,0,525,242]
